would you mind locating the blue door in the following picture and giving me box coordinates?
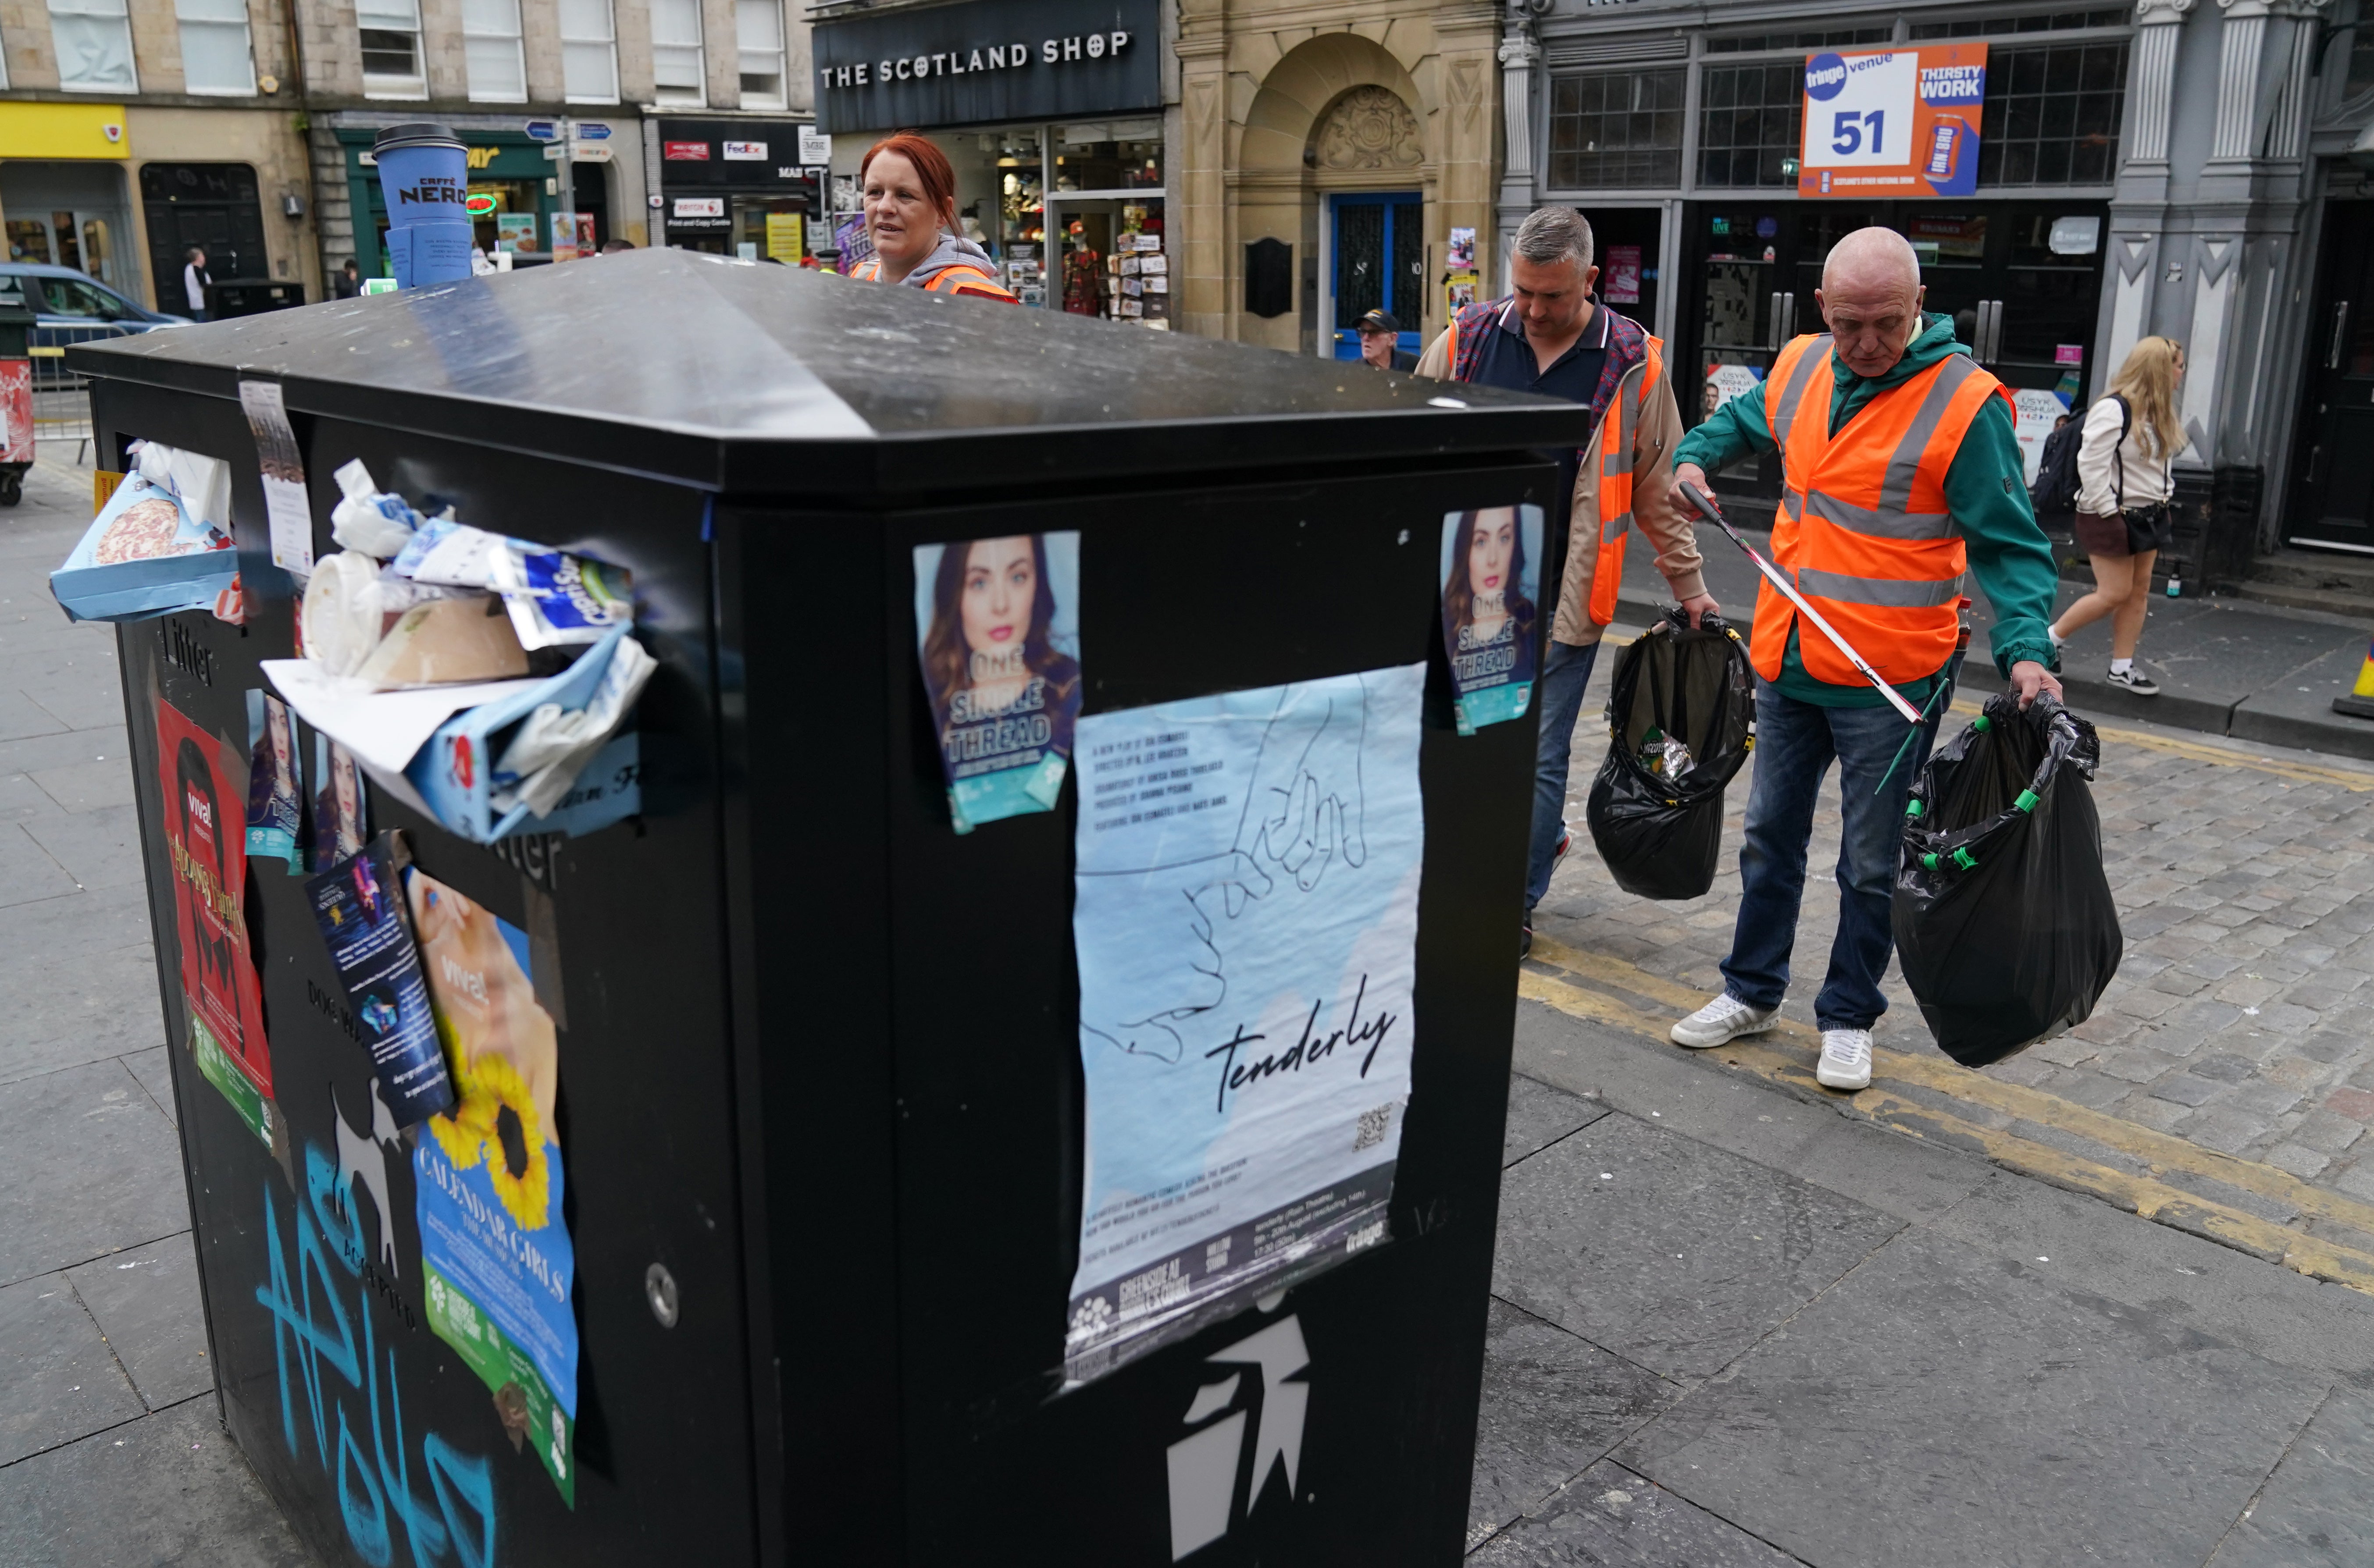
[1333,192,1423,359]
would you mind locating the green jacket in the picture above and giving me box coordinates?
[1674,314,2060,708]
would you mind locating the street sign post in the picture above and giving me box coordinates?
[525,119,560,142]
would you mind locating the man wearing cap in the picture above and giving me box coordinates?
[1662,226,2062,1092]
[1415,205,1715,960]
[1355,309,1417,371]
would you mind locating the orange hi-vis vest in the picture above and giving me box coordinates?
[1750,333,2007,687]
[852,256,1017,302]
[1443,298,1659,628]
[1586,336,1664,627]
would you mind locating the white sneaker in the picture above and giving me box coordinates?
[1671,994,1778,1049]
[1817,1028,1874,1091]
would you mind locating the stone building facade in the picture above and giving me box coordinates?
[0,0,317,311]
[1175,0,1501,357]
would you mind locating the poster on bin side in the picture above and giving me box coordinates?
[306,835,454,1127]
[912,532,1082,834]
[407,868,579,1506]
[1066,663,1424,1380]
[1439,505,1543,734]
[1797,45,1986,199]
[155,693,276,1147]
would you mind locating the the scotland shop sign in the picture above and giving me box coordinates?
[813,0,1160,134]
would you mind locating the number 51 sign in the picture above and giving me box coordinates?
[1798,44,1987,199]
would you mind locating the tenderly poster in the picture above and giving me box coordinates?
[1066,663,1425,1379]
[912,531,1082,834]
[1439,505,1544,735]
[156,693,275,1147]
[408,868,579,1505]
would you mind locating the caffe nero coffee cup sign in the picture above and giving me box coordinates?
[812,0,1159,134]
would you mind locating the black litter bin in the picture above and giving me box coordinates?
[210,277,308,318]
[73,249,1583,1566]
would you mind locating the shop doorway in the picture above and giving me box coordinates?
[1330,192,1421,359]
[1682,198,2109,510]
[1585,207,1661,339]
[139,164,268,291]
[2289,201,2374,552]
[0,162,139,303]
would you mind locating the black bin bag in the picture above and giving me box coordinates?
[1893,693,2123,1067]
[1584,609,1756,900]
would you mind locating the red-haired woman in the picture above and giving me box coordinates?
[851,133,1016,302]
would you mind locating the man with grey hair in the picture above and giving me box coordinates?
[1416,207,1717,959]
[1661,225,2063,1091]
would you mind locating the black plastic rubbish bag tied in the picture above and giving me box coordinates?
[1893,693,2123,1067]
[1584,609,1756,901]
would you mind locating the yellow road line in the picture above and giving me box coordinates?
[1521,934,2374,1294]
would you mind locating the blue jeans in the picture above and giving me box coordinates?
[1718,678,1942,1031]
[1525,638,1600,913]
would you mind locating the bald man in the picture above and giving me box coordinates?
[1662,227,2062,1091]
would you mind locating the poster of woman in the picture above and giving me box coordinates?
[1439,506,1543,733]
[244,690,303,871]
[310,734,367,871]
[912,532,1083,833]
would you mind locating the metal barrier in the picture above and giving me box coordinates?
[30,324,135,467]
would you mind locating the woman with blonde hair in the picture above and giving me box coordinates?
[2050,336,2187,695]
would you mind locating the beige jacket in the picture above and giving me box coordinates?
[1415,315,1705,646]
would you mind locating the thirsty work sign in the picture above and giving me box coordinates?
[1797,45,1987,199]
[812,0,1160,134]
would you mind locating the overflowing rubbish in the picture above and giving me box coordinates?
[50,441,239,622]
[1893,694,2122,1066]
[267,461,650,844]
[1585,609,1756,901]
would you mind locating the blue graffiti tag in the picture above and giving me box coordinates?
[257,1148,499,1566]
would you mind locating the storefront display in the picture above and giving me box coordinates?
[655,117,824,259]
[340,128,611,278]
[814,0,1169,313]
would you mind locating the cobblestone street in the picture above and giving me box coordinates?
[1535,646,2374,1237]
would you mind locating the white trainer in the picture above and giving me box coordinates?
[1817,1028,1874,1091]
[1670,994,1778,1049]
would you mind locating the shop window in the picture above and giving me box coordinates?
[2346,18,2374,100]
[1978,42,2127,185]
[6,219,49,264]
[1704,28,1889,53]
[1547,68,1683,188]
[1909,11,2129,38]
[358,0,424,97]
[651,0,704,106]
[1053,121,1162,192]
[1697,64,1802,188]
[736,0,784,110]
[462,0,525,102]
[175,0,254,95]
[559,0,617,103]
[47,0,137,92]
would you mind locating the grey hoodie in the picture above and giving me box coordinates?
[900,232,1000,289]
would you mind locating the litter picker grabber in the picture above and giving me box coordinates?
[1676,479,1925,725]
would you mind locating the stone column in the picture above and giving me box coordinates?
[1495,12,1538,277]
[1172,29,1229,342]
[2124,0,2192,167]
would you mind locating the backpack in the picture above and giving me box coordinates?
[2029,395,2128,515]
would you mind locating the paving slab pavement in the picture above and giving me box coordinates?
[0,455,312,1566]
[1472,1001,2374,1565]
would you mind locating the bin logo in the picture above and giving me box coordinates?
[1165,1316,1309,1561]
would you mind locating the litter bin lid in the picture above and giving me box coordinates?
[65,247,1593,495]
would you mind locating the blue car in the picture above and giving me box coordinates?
[0,263,189,350]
